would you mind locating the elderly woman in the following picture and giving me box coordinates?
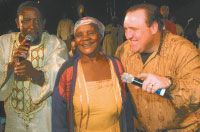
[52,17,134,132]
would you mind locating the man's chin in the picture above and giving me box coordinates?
[131,45,139,53]
[131,49,139,53]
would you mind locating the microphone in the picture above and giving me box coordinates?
[121,73,166,96]
[18,34,34,62]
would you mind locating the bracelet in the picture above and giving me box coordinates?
[31,70,44,83]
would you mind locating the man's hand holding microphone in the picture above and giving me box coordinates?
[121,73,172,96]
[12,34,45,86]
[13,34,34,78]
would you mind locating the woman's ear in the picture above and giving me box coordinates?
[98,34,103,42]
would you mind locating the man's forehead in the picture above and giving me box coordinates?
[124,10,146,23]
[126,9,145,17]
[19,7,40,17]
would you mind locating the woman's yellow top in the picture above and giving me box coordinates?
[73,59,122,131]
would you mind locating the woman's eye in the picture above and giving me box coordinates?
[76,33,82,37]
[88,31,95,35]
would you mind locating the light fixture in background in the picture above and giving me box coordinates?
[37,0,40,4]
[77,4,84,18]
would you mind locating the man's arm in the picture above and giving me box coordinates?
[138,43,200,111]
[14,60,45,86]
[0,34,16,101]
[166,48,200,111]
[29,35,68,104]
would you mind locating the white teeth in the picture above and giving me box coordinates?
[82,43,93,47]
[131,41,137,45]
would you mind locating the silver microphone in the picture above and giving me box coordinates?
[121,73,166,96]
[18,34,34,62]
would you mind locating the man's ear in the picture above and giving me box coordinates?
[42,19,46,26]
[150,21,159,34]
[15,18,20,29]
[42,19,46,30]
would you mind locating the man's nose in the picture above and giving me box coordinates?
[29,20,35,28]
[125,29,133,40]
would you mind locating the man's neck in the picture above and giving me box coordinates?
[143,31,162,53]
[154,31,162,48]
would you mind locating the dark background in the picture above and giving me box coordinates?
[0,0,199,35]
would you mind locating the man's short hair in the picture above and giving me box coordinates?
[126,3,164,31]
[17,1,46,19]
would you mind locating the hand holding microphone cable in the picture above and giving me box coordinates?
[121,73,166,96]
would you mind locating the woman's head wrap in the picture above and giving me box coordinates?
[74,17,105,37]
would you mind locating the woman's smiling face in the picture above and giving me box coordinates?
[75,24,102,56]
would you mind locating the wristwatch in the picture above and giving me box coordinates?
[166,76,173,89]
